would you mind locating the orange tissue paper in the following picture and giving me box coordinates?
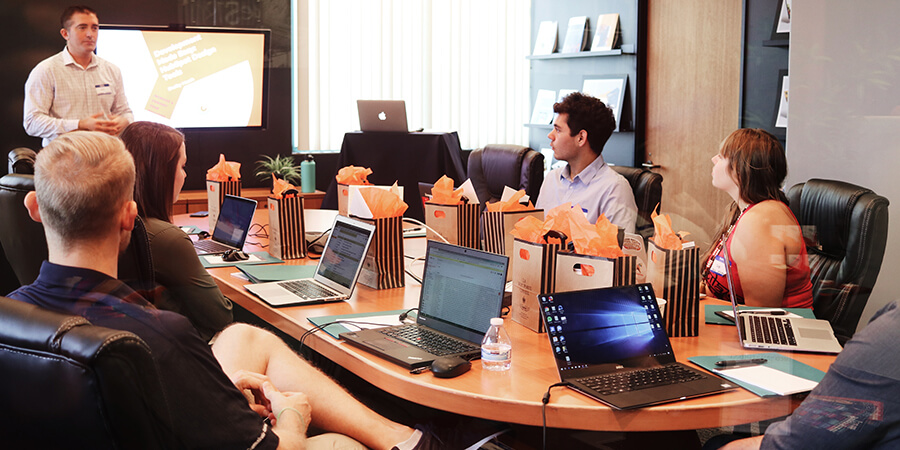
[510,203,623,258]
[429,175,464,205]
[485,190,534,212]
[335,166,373,185]
[271,174,298,199]
[360,183,408,218]
[510,215,548,244]
[206,154,241,181]
[649,206,689,250]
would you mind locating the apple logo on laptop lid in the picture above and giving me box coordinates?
[378,111,387,120]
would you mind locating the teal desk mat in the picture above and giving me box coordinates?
[690,352,825,397]
[705,304,816,325]
[308,310,417,339]
[238,265,317,283]
[199,251,283,268]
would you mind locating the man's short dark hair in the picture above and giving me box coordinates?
[61,5,97,30]
[553,92,616,155]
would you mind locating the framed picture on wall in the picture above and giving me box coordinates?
[774,70,789,128]
[771,0,791,40]
[582,74,628,131]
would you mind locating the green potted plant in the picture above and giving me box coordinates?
[255,154,302,191]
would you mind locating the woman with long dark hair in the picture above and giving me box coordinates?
[120,121,232,340]
[702,128,813,308]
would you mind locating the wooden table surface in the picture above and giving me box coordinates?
[178,211,836,432]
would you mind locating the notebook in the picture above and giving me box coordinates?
[244,215,375,307]
[722,244,843,353]
[340,240,509,369]
[357,100,409,132]
[193,195,257,255]
[538,284,736,410]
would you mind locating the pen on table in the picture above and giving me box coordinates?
[739,310,787,316]
[715,358,768,368]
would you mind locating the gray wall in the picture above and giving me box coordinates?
[787,0,900,330]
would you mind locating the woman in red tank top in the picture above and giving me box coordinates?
[701,129,813,309]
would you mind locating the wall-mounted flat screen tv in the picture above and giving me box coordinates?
[96,25,270,129]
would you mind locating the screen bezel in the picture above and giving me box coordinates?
[97,24,271,130]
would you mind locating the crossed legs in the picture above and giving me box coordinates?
[212,323,416,450]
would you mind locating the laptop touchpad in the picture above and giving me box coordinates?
[798,328,833,340]
[366,339,407,352]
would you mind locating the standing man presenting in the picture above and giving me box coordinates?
[24,5,132,147]
[536,92,637,233]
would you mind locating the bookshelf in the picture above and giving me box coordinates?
[740,0,790,142]
[528,0,646,167]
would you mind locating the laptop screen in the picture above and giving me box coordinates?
[316,217,374,289]
[211,195,257,248]
[417,241,509,342]
[539,284,675,378]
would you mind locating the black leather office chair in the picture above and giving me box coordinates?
[0,295,177,448]
[0,148,155,290]
[467,144,544,204]
[787,179,889,344]
[611,165,663,242]
[0,148,46,288]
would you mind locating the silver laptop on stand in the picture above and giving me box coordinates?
[722,244,842,353]
[357,100,409,132]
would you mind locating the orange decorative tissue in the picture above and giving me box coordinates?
[429,175,465,205]
[335,166,373,185]
[206,154,241,181]
[648,207,690,250]
[359,183,408,218]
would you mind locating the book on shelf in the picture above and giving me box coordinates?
[591,13,621,52]
[532,20,558,55]
[530,89,557,125]
[561,16,590,53]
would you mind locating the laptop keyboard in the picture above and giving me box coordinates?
[379,324,479,356]
[749,315,797,346]
[580,364,704,395]
[194,239,234,254]
[277,280,339,299]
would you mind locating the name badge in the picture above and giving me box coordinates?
[709,255,727,276]
[95,83,113,96]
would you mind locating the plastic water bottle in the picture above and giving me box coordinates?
[481,317,512,371]
[300,155,316,193]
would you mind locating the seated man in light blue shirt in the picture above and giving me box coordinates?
[536,92,637,233]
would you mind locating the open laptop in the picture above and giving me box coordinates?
[722,245,843,353]
[341,241,509,369]
[193,195,257,255]
[538,284,736,410]
[357,100,409,132]
[245,215,375,307]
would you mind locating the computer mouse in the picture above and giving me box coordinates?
[223,250,249,262]
[430,356,471,378]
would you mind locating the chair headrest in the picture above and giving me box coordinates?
[8,148,37,175]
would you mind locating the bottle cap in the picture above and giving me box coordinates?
[490,317,503,326]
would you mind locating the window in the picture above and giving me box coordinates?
[295,0,531,152]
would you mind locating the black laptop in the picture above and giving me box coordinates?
[341,240,509,369]
[193,194,257,255]
[538,284,736,410]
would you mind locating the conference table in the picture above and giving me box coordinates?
[177,210,836,432]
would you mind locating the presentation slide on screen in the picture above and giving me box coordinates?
[98,29,265,128]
